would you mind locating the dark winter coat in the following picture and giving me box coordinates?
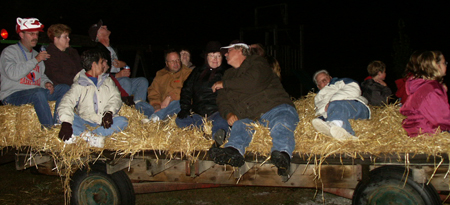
[44,43,82,85]
[217,55,293,120]
[179,63,228,117]
[361,78,392,106]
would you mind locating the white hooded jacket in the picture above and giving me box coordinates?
[58,70,122,125]
[314,77,370,118]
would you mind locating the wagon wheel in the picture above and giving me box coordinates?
[352,166,441,205]
[70,162,135,205]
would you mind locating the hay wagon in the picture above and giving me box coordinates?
[13,148,449,205]
[3,94,450,205]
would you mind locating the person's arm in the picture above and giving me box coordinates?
[148,75,162,110]
[329,78,362,102]
[419,84,450,131]
[179,68,196,111]
[222,59,273,94]
[57,84,79,124]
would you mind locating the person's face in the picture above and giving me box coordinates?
[19,31,39,49]
[102,58,110,73]
[97,25,111,40]
[207,52,222,69]
[92,58,107,76]
[166,52,181,72]
[438,55,447,76]
[378,70,387,80]
[180,50,191,65]
[54,32,70,50]
[225,47,241,68]
[316,72,331,90]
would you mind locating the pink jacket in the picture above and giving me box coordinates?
[400,77,450,137]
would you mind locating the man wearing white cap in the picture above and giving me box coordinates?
[0,17,70,128]
[210,40,299,177]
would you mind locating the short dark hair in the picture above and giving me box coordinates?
[367,60,386,77]
[164,48,180,61]
[81,49,103,71]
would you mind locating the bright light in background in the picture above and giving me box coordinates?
[1,29,8,40]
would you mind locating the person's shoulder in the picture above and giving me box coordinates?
[330,77,358,85]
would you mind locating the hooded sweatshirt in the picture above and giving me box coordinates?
[0,42,52,100]
[400,77,450,137]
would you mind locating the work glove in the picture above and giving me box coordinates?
[102,111,113,129]
[121,96,135,106]
[58,122,73,141]
[177,109,190,119]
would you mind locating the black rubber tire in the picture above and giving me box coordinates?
[70,162,135,205]
[352,166,441,205]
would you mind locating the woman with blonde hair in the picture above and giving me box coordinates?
[400,50,450,137]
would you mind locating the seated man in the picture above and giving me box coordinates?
[57,49,128,146]
[0,17,69,128]
[312,70,370,141]
[147,49,192,122]
[210,41,299,177]
[89,20,149,104]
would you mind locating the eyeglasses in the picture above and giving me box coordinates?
[207,54,222,59]
[167,59,181,64]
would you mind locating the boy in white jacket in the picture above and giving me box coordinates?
[312,70,370,141]
[57,49,128,145]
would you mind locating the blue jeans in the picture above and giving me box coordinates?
[152,100,180,120]
[326,100,370,135]
[3,84,70,128]
[72,114,128,136]
[117,77,148,102]
[176,111,229,138]
[224,104,299,157]
[135,101,155,117]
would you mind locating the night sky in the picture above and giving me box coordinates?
[1,0,450,97]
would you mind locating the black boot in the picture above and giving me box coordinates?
[271,151,290,176]
[209,147,245,167]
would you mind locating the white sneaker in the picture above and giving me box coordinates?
[64,134,79,144]
[330,126,358,141]
[84,132,105,148]
[312,118,332,136]
[150,115,160,123]
[141,118,151,124]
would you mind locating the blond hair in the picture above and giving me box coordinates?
[415,51,443,82]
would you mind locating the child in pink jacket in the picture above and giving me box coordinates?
[400,50,450,137]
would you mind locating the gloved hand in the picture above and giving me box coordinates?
[121,96,135,106]
[58,122,73,141]
[177,109,190,119]
[102,111,113,128]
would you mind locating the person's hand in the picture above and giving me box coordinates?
[115,69,131,78]
[177,109,190,119]
[45,82,54,94]
[112,59,127,69]
[325,103,329,112]
[101,111,113,128]
[226,113,238,126]
[161,96,171,109]
[36,51,50,62]
[58,122,73,141]
[121,96,135,106]
[212,81,223,92]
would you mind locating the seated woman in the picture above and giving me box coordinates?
[57,49,128,147]
[400,50,450,137]
[176,41,229,145]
